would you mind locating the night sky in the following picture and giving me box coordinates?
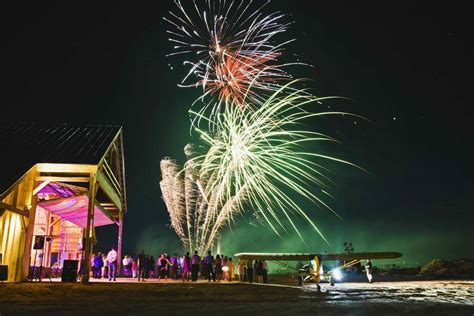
[2,1,473,266]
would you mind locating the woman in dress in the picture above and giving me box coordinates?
[102,253,108,279]
[237,259,246,282]
[222,256,228,281]
[181,252,191,281]
[227,257,234,282]
[214,255,223,282]
[131,257,138,278]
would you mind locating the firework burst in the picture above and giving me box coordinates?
[164,0,297,119]
[184,83,366,246]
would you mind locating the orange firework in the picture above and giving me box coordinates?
[204,50,284,107]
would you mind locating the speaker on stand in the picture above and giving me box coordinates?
[33,236,45,250]
[32,236,45,282]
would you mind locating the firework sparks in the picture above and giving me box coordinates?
[204,51,285,106]
[160,159,186,240]
[160,145,246,253]
[161,83,365,249]
[164,0,297,118]
[189,83,366,244]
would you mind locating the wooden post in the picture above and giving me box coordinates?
[117,210,123,274]
[115,132,126,275]
[81,173,96,284]
[21,171,38,281]
[42,211,51,268]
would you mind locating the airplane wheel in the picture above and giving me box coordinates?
[330,278,335,286]
[298,276,304,286]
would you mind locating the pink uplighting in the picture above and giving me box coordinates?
[38,195,114,227]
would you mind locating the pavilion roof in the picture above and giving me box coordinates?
[0,122,121,198]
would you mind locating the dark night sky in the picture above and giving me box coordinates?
[2,1,473,266]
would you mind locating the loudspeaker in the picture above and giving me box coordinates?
[61,260,78,282]
[0,265,7,281]
[33,236,45,250]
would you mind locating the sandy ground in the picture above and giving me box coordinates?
[0,279,473,315]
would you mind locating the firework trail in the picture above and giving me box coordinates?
[164,0,299,123]
[160,145,246,253]
[160,159,186,240]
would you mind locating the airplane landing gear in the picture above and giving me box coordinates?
[298,276,304,286]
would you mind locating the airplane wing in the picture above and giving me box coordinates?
[234,252,402,261]
[235,253,316,261]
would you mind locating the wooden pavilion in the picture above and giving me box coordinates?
[0,123,127,282]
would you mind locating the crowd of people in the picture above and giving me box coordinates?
[90,246,118,281]
[89,247,269,283]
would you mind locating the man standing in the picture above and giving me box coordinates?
[204,250,215,282]
[137,250,146,282]
[191,251,201,282]
[246,260,254,283]
[93,253,104,279]
[144,255,150,279]
[107,247,118,281]
[365,259,373,283]
[262,260,268,283]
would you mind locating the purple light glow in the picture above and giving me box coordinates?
[38,195,114,228]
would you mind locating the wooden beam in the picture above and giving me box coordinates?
[97,170,122,212]
[21,170,39,281]
[94,201,116,222]
[49,216,62,228]
[36,176,91,183]
[118,131,127,213]
[81,173,97,284]
[0,202,29,217]
[97,129,127,214]
[21,216,27,231]
[117,210,124,274]
[98,129,122,166]
[36,163,97,173]
[32,180,50,195]
[103,159,121,191]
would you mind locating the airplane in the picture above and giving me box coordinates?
[234,252,402,288]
